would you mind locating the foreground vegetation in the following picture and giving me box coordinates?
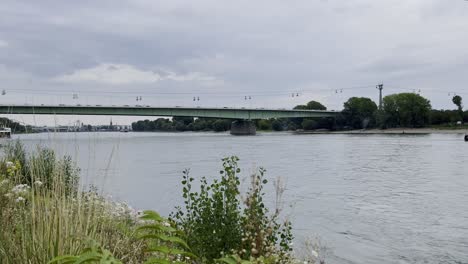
[0,142,322,264]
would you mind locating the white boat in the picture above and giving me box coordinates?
[0,127,11,139]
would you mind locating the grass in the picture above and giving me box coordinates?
[0,141,324,264]
[0,142,145,264]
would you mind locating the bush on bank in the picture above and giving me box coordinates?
[0,142,322,264]
[171,157,294,263]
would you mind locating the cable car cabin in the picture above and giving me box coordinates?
[0,128,11,138]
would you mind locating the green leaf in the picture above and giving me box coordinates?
[139,234,190,249]
[144,258,171,264]
[217,256,238,264]
[48,255,78,264]
[137,224,177,233]
[140,210,163,221]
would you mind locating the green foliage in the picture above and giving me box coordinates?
[132,118,232,132]
[452,95,463,110]
[212,120,231,132]
[430,109,462,125]
[171,157,293,263]
[2,141,79,194]
[137,210,196,264]
[342,97,378,129]
[452,95,463,122]
[306,101,327,110]
[382,93,431,128]
[48,241,122,264]
[292,101,328,131]
[171,157,243,262]
[301,119,318,130]
[0,117,30,133]
[257,120,272,131]
[216,254,279,264]
[293,101,327,111]
[0,143,145,264]
[271,120,284,131]
[239,170,293,261]
[0,145,304,264]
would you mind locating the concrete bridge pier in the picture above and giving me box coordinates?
[230,120,256,136]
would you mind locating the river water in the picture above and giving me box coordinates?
[12,132,468,264]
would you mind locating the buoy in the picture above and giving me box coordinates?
[465,135,468,142]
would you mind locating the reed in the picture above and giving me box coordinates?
[0,142,145,264]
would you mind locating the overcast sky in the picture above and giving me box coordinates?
[1,0,467,126]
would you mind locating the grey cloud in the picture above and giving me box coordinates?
[0,0,467,123]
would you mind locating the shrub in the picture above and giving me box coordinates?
[257,120,272,131]
[171,156,293,263]
[301,119,318,130]
[271,120,284,131]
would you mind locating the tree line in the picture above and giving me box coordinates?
[132,93,467,132]
[0,117,30,133]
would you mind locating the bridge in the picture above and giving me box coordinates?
[0,104,338,135]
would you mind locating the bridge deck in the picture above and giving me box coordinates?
[0,105,337,119]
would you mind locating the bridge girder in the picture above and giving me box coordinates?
[0,105,337,120]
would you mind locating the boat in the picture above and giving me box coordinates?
[0,127,12,147]
[0,127,11,139]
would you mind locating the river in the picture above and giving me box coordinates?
[12,132,468,264]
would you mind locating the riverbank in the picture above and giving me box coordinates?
[0,142,319,264]
[296,128,468,135]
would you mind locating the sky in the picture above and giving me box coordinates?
[1,0,468,126]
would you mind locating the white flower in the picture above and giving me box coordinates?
[163,222,171,227]
[311,250,319,258]
[4,193,12,198]
[11,184,30,194]
[0,179,8,186]
[34,180,43,187]
[15,196,25,203]
[6,161,14,168]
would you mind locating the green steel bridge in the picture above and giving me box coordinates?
[0,104,338,135]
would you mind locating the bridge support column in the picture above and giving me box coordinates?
[230,120,256,136]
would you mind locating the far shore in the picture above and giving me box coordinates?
[296,128,468,135]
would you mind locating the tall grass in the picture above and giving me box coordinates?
[0,141,145,263]
[0,141,324,264]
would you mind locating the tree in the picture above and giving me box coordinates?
[0,117,27,133]
[452,95,463,122]
[293,105,308,110]
[292,100,327,129]
[306,101,327,110]
[452,95,463,110]
[301,119,318,130]
[212,120,231,132]
[293,100,327,110]
[382,93,431,128]
[271,119,284,131]
[173,116,194,126]
[342,97,378,129]
[257,119,272,131]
